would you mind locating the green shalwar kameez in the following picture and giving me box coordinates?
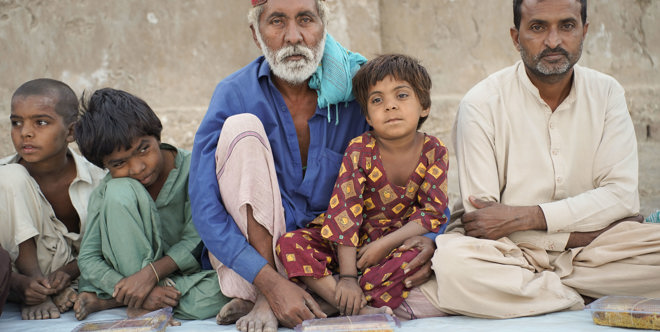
[78,144,228,319]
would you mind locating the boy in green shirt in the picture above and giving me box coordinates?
[72,88,228,320]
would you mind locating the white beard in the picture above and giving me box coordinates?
[256,30,326,85]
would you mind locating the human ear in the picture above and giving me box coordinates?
[66,122,75,143]
[510,27,521,51]
[250,25,261,50]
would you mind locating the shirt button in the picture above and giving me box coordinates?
[549,122,554,129]
[556,177,563,183]
[552,149,559,156]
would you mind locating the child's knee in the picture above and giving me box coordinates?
[103,178,149,206]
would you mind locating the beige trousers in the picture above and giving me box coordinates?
[209,113,287,302]
[0,164,79,276]
[421,221,660,318]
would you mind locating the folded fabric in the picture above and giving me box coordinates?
[645,209,660,223]
[309,33,367,124]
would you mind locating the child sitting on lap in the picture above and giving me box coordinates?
[72,88,229,321]
[277,54,449,316]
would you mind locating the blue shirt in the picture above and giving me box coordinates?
[189,57,371,283]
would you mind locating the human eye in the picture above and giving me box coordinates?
[269,17,284,26]
[36,120,49,126]
[10,120,22,127]
[110,161,125,169]
[370,96,382,104]
[530,24,544,32]
[397,92,409,99]
[299,16,312,24]
[561,22,576,31]
[139,145,150,154]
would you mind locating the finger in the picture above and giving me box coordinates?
[469,196,493,209]
[404,262,432,288]
[134,296,146,310]
[351,296,362,316]
[304,295,326,318]
[356,256,365,270]
[399,238,421,251]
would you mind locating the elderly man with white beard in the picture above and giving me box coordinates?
[189,0,439,331]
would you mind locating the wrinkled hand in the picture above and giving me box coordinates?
[113,267,157,309]
[263,275,326,328]
[399,235,435,288]
[335,277,366,316]
[462,196,545,240]
[21,276,57,305]
[357,240,390,271]
[47,270,72,293]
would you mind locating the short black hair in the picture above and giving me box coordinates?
[513,0,587,30]
[75,88,162,168]
[11,78,79,125]
[352,54,432,129]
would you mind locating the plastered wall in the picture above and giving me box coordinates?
[1,0,658,212]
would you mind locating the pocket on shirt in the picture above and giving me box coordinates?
[302,148,344,212]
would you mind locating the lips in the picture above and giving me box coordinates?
[21,144,38,153]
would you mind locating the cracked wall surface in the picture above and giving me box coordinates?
[1,0,658,213]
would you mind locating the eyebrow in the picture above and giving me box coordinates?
[105,138,150,165]
[368,85,412,97]
[528,17,578,26]
[9,113,57,120]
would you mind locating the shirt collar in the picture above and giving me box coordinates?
[516,60,578,109]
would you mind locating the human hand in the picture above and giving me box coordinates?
[18,275,58,305]
[113,267,157,309]
[462,196,545,240]
[335,276,366,316]
[47,270,72,293]
[565,214,644,249]
[260,273,326,328]
[356,240,390,271]
[142,286,181,311]
[399,235,434,288]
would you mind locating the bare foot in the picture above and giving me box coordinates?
[359,305,393,316]
[52,286,77,312]
[235,296,278,332]
[216,298,255,325]
[74,292,122,320]
[21,297,60,320]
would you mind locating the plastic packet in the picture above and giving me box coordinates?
[294,313,401,332]
[71,306,172,332]
[586,296,660,330]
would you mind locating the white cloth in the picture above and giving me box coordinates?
[0,149,106,275]
[449,60,639,250]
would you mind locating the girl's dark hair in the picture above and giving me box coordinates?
[75,88,162,168]
[352,54,432,129]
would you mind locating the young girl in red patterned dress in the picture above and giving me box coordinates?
[277,54,449,317]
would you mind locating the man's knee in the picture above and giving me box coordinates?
[433,234,478,283]
[221,113,267,140]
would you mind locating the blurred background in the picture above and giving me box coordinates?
[1,0,658,215]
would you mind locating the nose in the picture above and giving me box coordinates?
[284,21,303,45]
[385,98,398,111]
[128,160,145,177]
[20,124,34,138]
[545,26,561,49]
